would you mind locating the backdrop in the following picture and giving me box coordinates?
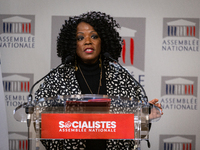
[0,0,200,150]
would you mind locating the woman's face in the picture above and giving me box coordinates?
[76,22,101,64]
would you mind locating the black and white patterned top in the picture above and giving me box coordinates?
[35,60,144,150]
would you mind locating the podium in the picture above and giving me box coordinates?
[14,94,161,150]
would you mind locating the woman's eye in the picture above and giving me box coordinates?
[77,36,84,41]
[91,34,99,39]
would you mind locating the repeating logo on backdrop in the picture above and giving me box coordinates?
[0,15,35,49]
[8,132,28,150]
[160,76,198,110]
[114,18,146,86]
[114,18,146,71]
[2,73,33,107]
[159,135,196,150]
[162,18,199,52]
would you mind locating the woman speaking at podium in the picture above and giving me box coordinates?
[35,11,162,150]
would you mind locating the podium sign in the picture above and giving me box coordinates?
[13,94,162,149]
[41,113,134,139]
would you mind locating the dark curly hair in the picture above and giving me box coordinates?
[57,11,122,63]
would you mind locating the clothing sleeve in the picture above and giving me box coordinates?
[122,67,144,101]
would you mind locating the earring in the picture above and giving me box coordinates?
[75,56,78,71]
[99,55,102,68]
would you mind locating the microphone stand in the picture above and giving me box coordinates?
[25,63,63,150]
[25,56,73,150]
[103,52,148,103]
[103,52,151,148]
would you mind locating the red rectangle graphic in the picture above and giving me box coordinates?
[41,113,134,139]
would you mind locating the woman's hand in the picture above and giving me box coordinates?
[149,98,163,115]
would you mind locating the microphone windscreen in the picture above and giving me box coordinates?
[103,52,110,59]
[64,56,74,64]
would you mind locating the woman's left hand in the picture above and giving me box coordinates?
[149,98,163,115]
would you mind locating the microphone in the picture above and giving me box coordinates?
[64,55,74,64]
[57,55,74,68]
[103,52,148,102]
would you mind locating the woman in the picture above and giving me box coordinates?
[36,11,162,150]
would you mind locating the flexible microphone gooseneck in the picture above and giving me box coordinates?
[25,56,74,126]
[104,52,151,148]
[26,56,74,124]
[103,52,148,103]
[25,55,74,150]
[29,55,74,100]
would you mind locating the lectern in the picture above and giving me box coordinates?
[14,94,161,150]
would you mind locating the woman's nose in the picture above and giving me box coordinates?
[85,37,92,45]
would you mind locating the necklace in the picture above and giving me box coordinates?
[78,64,102,94]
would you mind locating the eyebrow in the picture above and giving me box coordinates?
[76,31,97,34]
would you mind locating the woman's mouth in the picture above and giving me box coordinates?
[84,48,94,53]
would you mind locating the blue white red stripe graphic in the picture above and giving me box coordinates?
[2,16,32,34]
[167,19,196,37]
[2,74,30,92]
[163,136,193,150]
[9,139,28,150]
[164,142,192,150]
[3,81,30,92]
[165,78,194,95]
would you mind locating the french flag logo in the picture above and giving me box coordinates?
[2,16,32,34]
[163,136,192,150]
[167,19,196,37]
[3,74,30,92]
[9,133,28,150]
[165,78,194,96]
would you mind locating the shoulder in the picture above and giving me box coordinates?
[45,65,74,80]
[35,65,75,99]
[105,61,132,79]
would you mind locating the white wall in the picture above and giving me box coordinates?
[0,0,200,149]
